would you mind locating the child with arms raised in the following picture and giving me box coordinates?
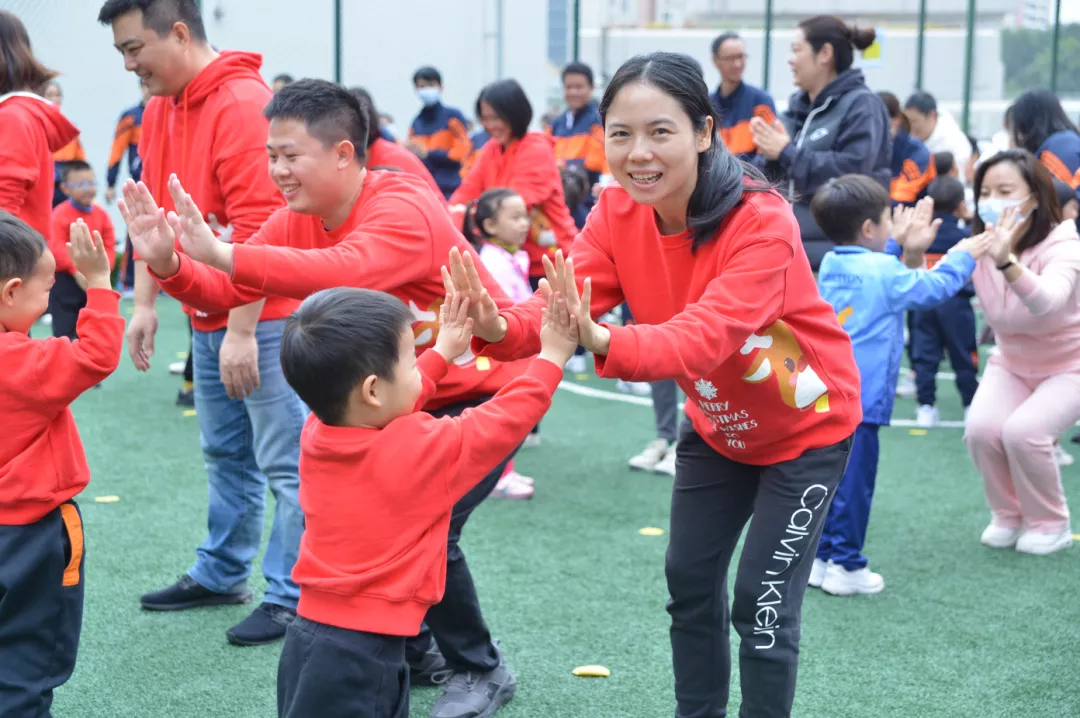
[276,286,578,718]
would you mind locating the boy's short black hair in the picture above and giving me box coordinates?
[281,288,414,426]
[272,73,294,85]
[933,151,955,178]
[1052,178,1078,211]
[62,160,93,182]
[0,211,48,282]
[412,66,442,86]
[97,0,206,43]
[927,176,966,215]
[810,174,891,246]
[904,90,937,115]
[264,79,368,162]
[561,62,594,86]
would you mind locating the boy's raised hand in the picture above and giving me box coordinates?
[903,197,942,254]
[539,290,580,367]
[165,174,233,273]
[434,291,474,363]
[118,179,177,276]
[67,219,113,291]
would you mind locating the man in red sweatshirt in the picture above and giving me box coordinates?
[0,215,124,717]
[125,79,525,718]
[98,0,306,647]
[274,287,575,717]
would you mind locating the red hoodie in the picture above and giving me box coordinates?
[450,132,577,277]
[366,138,444,203]
[51,201,116,275]
[0,289,124,525]
[0,93,79,243]
[138,51,296,332]
[477,185,862,465]
[294,350,562,634]
[153,170,529,409]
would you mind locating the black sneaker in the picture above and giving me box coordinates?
[176,388,194,406]
[409,638,453,687]
[226,602,296,647]
[430,650,516,718]
[140,575,252,611]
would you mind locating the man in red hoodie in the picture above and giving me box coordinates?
[98,0,306,647]
[125,80,523,718]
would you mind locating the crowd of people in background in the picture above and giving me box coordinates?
[2,1,1080,716]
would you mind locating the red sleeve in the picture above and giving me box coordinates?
[231,195,438,298]
[212,144,283,245]
[50,207,75,275]
[594,231,793,384]
[97,208,117,269]
[505,139,561,209]
[154,248,267,313]
[31,289,124,407]
[474,197,624,359]
[414,349,450,410]
[0,115,37,218]
[449,143,490,205]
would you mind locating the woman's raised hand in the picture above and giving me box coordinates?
[444,247,507,343]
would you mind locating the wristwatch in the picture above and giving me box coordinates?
[997,253,1018,271]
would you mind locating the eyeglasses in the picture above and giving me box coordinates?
[719,53,748,63]
[66,181,96,190]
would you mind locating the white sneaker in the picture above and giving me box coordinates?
[1054,443,1074,467]
[522,433,542,449]
[41,313,53,326]
[980,522,1021,548]
[616,380,652,396]
[915,404,939,428]
[1015,527,1073,555]
[653,449,676,477]
[820,563,884,596]
[169,360,186,375]
[895,370,915,399]
[808,558,827,588]
[628,438,669,471]
[565,354,588,374]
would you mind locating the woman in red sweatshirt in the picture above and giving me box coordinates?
[450,79,576,284]
[448,52,861,718]
[0,11,80,245]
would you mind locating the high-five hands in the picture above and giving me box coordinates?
[443,247,507,343]
[164,175,234,274]
[540,250,609,355]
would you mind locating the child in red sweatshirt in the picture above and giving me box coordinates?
[50,161,117,341]
[0,214,124,716]
[275,286,577,717]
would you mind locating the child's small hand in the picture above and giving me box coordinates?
[539,291,580,367]
[904,197,942,254]
[68,220,113,290]
[73,272,88,291]
[891,203,916,246]
[433,292,474,363]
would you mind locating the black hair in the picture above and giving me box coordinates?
[904,90,937,115]
[1052,178,1077,212]
[97,0,206,43]
[61,160,94,182]
[461,188,520,246]
[348,86,382,148]
[797,15,876,74]
[877,91,911,134]
[810,175,890,245]
[412,66,442,86]
[933,151,955,178]
[927,175,966,215]
[1008,88,1080,155]
[561,62,594,87]
[272,73,294,85]
[966,134,980,159]
[0,211,48,282]
[264,79,368,162]
[711,32,740,57]
[369,165,403,172]
[971,149,1063,255]
[476,79,533,141]
[560,164,589,210]
[280,288,414,426]
[599,52,773,251]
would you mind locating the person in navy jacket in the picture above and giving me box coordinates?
[709,32,776,161]
[1009,88,1080,203]
[408,66,472,200]
[548,62,608,229]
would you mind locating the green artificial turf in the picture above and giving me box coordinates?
[50,297,1079,717]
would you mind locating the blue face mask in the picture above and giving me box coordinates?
[417,87,441,107]
[978,195,1030,227]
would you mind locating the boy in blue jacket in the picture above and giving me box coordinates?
[910,176,979,428]
[811,175,990,596]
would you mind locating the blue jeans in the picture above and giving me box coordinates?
[188,319,306,609]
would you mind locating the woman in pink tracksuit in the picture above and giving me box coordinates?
[965,149,1079,556]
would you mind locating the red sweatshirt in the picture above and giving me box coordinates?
[154,170,529,409]
[0,93,79,243]
[0,289,124,525]
[366,138,444,203]
[450,132,577,277]
[294,350,562,634]
[51,201,117,275]
[138,51,296,332]
[477,186,862,465]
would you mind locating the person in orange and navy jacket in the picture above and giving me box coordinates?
[548,62,608,228]
[1009,88,1080,203]
[105,82,149,291]
[709,32,776,161]
[408,66,472,200]
[42,81,88,208]
[879,91,936,206]
[461,125,489,180]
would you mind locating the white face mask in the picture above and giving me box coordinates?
[978,195,1031,227]
[417,87,441,107]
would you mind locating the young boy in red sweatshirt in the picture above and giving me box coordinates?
[275,286,575,717]
[0,214,124,716]
[50,161,117,340]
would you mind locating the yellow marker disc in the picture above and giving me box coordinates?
[908,429,928,436]
[575,373,589,381]
[183,409,197,417]
[572,665,611,678]
[176,351,189,359]
[639,527,665,537]
[95,495,120,503]
[1072,534,1080,541]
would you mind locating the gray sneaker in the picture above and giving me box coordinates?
[429,651,516,718]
